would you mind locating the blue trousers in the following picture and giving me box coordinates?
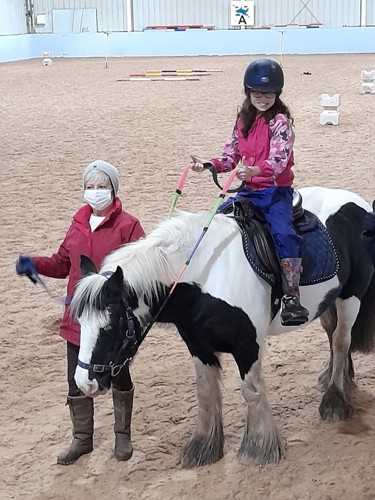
[220,186,303,259]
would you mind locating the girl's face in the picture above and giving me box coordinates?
[250,91,276,113]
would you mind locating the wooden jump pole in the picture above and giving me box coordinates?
[147,69,223,73]
[129,72,210,77]
[117,76,201,82]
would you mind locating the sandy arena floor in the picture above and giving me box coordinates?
[1,54,375,500]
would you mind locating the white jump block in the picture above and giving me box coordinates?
[319,93,341,126]
[360,69,375,81]
[319,93,341,108]
[360,82,375,94]
[320,110,340,126]
[42,51,53,66]
[360,69,375,93]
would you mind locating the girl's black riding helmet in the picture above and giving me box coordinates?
[243,58,284,94]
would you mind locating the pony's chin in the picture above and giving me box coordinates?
[96,387,109,396]
[81,386,106,398]
[76,379,102,397]
[91,388,108,397]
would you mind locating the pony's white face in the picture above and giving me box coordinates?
[75,312,110,397]
[72,259,141,397]
[75,299,140,397]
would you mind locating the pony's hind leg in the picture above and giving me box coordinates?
[180,356,224,468]
[319,297,359,421]
[237,358,284,465]
[318,303,355,393]
[318,304,336,391]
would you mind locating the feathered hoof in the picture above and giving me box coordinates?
[319,384,354,421]
[238,433,285,466]
[179,435,224,468]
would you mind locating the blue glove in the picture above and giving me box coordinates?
[16,255,37,284]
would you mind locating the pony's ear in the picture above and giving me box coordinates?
[372,200,375,212]
[80,255,98,277]
[106,266,124,294]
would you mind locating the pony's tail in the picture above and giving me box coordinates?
[351,271,375,353]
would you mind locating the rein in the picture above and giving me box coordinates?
[202,162,246,193]
[168,161,244,217]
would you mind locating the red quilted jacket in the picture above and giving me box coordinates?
[32,198,145,345]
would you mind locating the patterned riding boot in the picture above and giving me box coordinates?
[112,386,134,461]
[57,395,94,465]
[280,257,309,326]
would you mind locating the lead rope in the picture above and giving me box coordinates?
[25,270,65,304]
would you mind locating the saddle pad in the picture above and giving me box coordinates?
[240,211,339,286]
[298,215,339,285]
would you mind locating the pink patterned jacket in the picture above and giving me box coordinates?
[210,113,295,190]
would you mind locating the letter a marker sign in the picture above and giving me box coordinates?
[230,1,255,27]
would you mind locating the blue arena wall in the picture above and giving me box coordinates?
[1,27,375,63]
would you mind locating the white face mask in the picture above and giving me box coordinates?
[84,189,113,211]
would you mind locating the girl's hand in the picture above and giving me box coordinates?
[236,165,260,180]
[190,155,205,172]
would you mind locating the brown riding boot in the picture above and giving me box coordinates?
[57,395,94,465]
[112,386,134,461]
[280,257,309,326]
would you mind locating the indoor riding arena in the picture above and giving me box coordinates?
[2,1,375,499]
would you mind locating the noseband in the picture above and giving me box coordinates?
[77,303,137,378]
[77,270,171,380]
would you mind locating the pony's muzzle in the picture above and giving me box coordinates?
[74,366,101,397]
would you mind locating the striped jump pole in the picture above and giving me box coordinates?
[148,69,223,73]
[117,76,200,82]
[130,72,210,77]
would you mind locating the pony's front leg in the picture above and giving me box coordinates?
[180,356,224,468]
[238,359,284,465]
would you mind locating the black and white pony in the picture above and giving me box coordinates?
[71,187,375,467]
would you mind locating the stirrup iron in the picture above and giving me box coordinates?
[281,295,309,326]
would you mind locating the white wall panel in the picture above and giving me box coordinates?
[366,0,375,25]
[254,0,361,27]
[132,0,230,31]
[32,0,128,32]
[0,0,25,35]
[52,8,97,32]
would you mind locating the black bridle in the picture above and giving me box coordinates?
[77,303,138,377]
[77,286,173,379]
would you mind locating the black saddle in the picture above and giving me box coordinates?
[220,190,339,313]
[220,191,313,283]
